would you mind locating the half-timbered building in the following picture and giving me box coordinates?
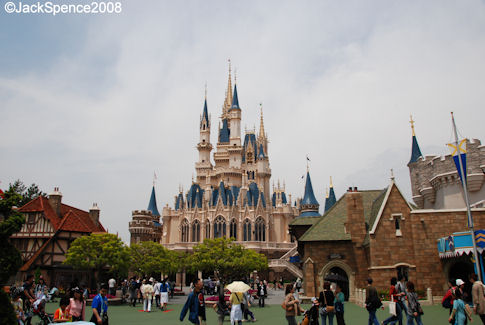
[10,187,106,288]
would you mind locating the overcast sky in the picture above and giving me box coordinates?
[1,0,485,243]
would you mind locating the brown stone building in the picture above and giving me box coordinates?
[291,178,485,300]
[9,188,106,288]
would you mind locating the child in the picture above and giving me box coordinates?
[54,297,70,322]
[308,297,320,325]
[12,290,26,325]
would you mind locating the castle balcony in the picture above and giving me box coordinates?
[163,241,296,253]
[215,167,243,176]
[412,195,424,209]
[468,173,484,192]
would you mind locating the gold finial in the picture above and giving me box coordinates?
[390,168,395,180]
[326,188,329,198]
[306,155,309,172]
[410,115,416,136]
[153,171,157,187]
[204,82,207,100]
[223,59,233,114]
[330,176,333,188]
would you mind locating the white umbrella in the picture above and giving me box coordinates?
[226,281,250,293]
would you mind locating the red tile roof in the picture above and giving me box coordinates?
[18,196,105,233]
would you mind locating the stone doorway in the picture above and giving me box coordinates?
[328,267,350,300]
[319,260,355,302]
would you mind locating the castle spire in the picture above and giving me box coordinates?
[201,92,209,128]
[258,103,265,140]
[325,177,337,212]
[223,60,233,114]
[408,115,423,164]
[231,84,240,110]
[298,169,320,217]
[147,186,160,217]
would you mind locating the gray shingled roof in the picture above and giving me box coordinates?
[299,189,387,242]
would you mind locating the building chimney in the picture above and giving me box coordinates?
[89,203,100,227]
[353,186,358,192]
[347,187,352,192]
[48,187,62,217]
[346,191,366,246]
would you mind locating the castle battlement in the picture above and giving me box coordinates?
[409,138,485,209]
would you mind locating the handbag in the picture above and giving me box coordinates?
[281,295,295,311]
[389,296,397,316]
[323,290,335,313]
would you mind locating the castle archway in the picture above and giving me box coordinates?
[319,260,355,301]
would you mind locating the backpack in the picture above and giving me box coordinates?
[442,295,452,309]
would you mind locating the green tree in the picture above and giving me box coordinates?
[2,180,46,208]
[64,233,130,286]
[0,183,29,324]
[186,237,268,285]
[129,241,179,277]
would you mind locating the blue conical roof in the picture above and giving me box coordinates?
[219,119,230,143]
[147,186,160,216]
[231,84,240,110]
[409,135,423,164]
[201,98,209,127]
[302,172,319,206]
[324,187,337,212]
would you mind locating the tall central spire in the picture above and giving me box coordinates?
[258,103,265,140]
[223,60,233,115]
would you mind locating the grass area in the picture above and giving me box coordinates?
[42,301,478,324]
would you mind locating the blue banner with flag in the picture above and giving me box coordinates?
[447,139,467,185]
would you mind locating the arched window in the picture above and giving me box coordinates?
[243,219,252,241]
[214,216,226,238]
[230,219,237,240]
[181,219,189,242]
[192,219,200,242]
[255,217,266,241]
[205,220,211,239]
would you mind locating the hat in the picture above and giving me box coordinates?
[456,279,465,286]
[311,297,318,303]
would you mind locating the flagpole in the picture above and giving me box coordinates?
[451,112,482,282]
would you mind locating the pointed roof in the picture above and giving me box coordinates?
[302,172,319,206]
[201,98,209,127]
[223,62,233,114]
[299,171,320,217]
[219,119,230,143]
[408,116,423,164]
[258,143,265,158]
[324,178,337,212]
[230,84,240,110]
[147,186,160,216]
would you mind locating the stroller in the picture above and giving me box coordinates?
[31,293,53,325]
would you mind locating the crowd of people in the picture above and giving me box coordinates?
[10,272,485,325]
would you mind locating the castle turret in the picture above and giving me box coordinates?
[196,94,213,181]
[129,185,162,245]
[299,170,320,217]
[324,176,337,212]
[408,115,423,165]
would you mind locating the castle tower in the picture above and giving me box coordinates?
[196,94,213,182]
[299,170,320,217]
[256,104,271,201]
[129,186,163,245]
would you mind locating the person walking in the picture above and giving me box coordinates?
[469,273,485,323]
[319,281,335,325]
[243,290,256,322]
[180,278,206,325]
[334,284,346,325]
[365,278,382,325]
[141,280,154,312]
[213,290,228,325]
[66,287,85,321]
[295,277,302,293]
[382,277,402,325]
[396,275,408,323]
[160,278,170,310]
[229,290,244,325]
[129,277,137,307]
[257,280,267,307]
[284,283,302,325]
[153,280,161,308]
[443,279,456,315]
[405,281,423,325]
[108,278,116,297]
[90,284,108,325]
[449,288,472,325]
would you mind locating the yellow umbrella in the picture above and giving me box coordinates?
[226,281,251,293]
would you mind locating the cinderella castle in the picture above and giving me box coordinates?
[128,64,333,283]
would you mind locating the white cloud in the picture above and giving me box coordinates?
[1,0,485,242]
